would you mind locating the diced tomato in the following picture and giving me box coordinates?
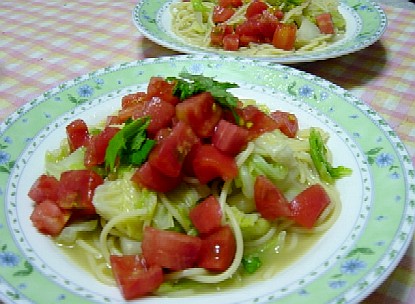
[239,105,279,140]
[223,33,240,51]
[56,169,103,213]
[84,126,119,168]
[142,227,202,271]
[235,13,278,42]
[191,144,238,184]
[66,119,90,152]
[121,92,147,109]
[245,0,269,19]
[106,115,124,127]
[30,201,71,236]
[146,77,180,106]
[219,0,243,8]
[148,121,199,177]
[131,162,182,193]
[315,13,335,34]
[211,24,234,46]
[176,92,222,138]
[198,225,236,272]
[212,6,235,23]
[117,102,146,123]
[28,174,60,203]
[189,195,223,234]
[135,97,175,137]
[270,110,299,138]
[212,119,249,156]
[254,175,291,220]
[239,34,261,46]
[272,23,297,51]
[289,184,331,228]
[272,9,284,20]
[110,255,163,300]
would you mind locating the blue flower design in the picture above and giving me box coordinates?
[375,153,394,167]
[376,215,386,221]
[94,78,104,86]
[57,294,66,301]
[77,85,94,98]
[0,151,10,165]
[298,85,314,98]
[188,63,204,74]
[389,172,400,179]
[320,91,329,100]
[340,258,366,275]
[3,136,12,144]
[329,280,347,289]
[54,96,61,102]
[0,252,20,267]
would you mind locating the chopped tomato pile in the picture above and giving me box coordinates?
[27,74,335,300]
[210,0,335,51]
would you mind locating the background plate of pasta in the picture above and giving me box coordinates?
[1,55,414,304]
[133,0,387,63]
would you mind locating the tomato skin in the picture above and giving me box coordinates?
[56,169,104,213]
[239,105,279,140]
[192,144,238,184]
[315,13,335,34]
[110,255,164,300]
[66,119,90,152]
[212,119,249,156]
[121,92,147,109]
[28,174,60,203]
[254,175,291,220]
[136,97,176,137]
[245,0,269,19]
[148,121,199,177]
[131,162,182,193]
[142,227,202,271]
[212,6,235,23]
[223,33,240,51]
[176,92,223,138]
[84,127,119,168]
[146,77,180,106]
[30,201,71,236]
[210,24,234,46]
[189,195,223,234]
[198,225,236,272]
[272,23,297,51]
[219,0,243,7]
[289,184,331,228]
[270,110,299,138]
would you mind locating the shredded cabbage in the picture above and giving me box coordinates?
[92,170,157,240]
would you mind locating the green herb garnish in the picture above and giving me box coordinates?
[168,72,241,123]
[105,117,155,172]
[309,128,352,183]
[242,256,262,274]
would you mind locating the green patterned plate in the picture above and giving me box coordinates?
[132,0,387,64]
[1,55,414,304]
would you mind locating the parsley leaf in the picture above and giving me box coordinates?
[105,117,155,172]
[168,72,241,123]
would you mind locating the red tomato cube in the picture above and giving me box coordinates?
[289,184,331,228]
[189,195,223,234]
[198,225,236,272]
[110,255,164,300]
[142,227,202,271]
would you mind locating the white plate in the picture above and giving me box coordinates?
[132,0,387,64]
[0,55,414,304]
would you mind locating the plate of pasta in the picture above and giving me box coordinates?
[132,0,387,63]
[1,55,414,304]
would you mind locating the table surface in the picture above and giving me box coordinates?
[0,0,414,303]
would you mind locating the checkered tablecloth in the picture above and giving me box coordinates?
[0,1,414,303]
